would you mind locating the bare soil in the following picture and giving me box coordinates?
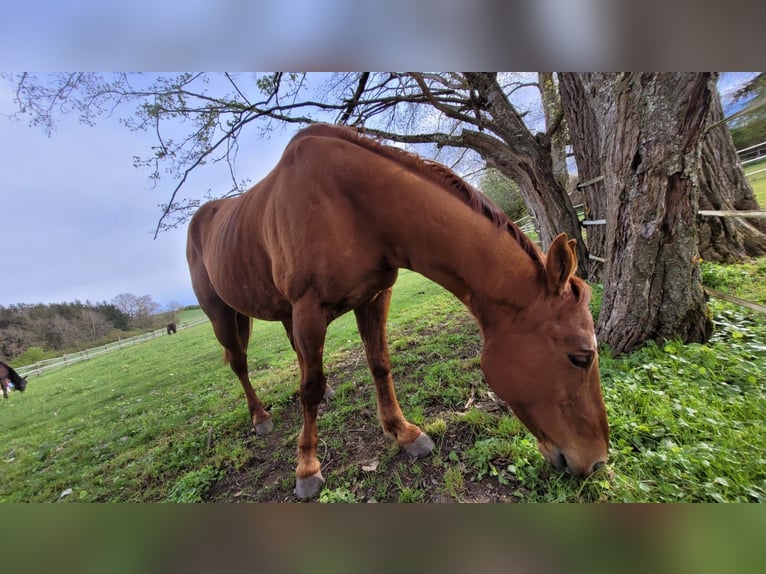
[205,349,527,503]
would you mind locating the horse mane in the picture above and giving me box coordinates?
[291,124,545,268]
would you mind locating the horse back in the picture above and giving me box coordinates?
[187,131,403,319]
[187,193,291,320]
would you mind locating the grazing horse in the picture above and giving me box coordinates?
[0,361,27,399]
[167,323,177,335]
[187,123,609,499]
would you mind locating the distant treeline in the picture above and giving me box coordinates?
[0,300,179,363]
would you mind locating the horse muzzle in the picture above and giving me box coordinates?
[539,441,606,477]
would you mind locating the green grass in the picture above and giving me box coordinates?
[1,266,764,503]
[177,307,206,323]
[12,307,209,369]
[702,257,766,304]
[745,156,766,205]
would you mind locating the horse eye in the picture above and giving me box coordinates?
[568,353,593,369]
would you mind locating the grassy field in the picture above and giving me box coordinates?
[177,308,206,323]
[1,264,764,503]
[745,157,766,205]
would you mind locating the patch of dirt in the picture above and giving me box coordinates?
[205,386,526,504]
[205,316,526,503]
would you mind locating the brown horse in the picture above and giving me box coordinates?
[187,123,609,499]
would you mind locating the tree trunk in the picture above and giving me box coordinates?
[566,73,714,355]
[699,74,766,261]
[462,73,589,277]
[539,73,569,190]
[558,73,607,281]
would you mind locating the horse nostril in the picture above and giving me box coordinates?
[558,452,568,470]
[592,461,606,473]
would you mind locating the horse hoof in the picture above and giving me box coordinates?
[323,385,335,402]
[403,432,435,459]
[253,418,274,435]
[294,472,325,500]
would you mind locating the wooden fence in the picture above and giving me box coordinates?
[737,140,766,166]
[17,317,210,379]
[576,193,766,312]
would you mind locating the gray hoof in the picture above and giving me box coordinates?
[403,432,435,458]
[295,471,325,500]
[254,418,274,435]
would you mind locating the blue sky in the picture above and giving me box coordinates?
[0,72,758,309]
[0,79,293,308]
[717,72,759,107]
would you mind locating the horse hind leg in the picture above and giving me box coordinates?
[209,306,273,435]
[354,288,435,458]
[289,294,333,499]
[235,311,274,434]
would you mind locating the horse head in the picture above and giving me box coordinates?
[480,235,609,477]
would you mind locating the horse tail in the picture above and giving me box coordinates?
[236,313,252,354]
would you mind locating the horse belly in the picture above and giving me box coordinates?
[216,273,292,321]
[200,246,291,321]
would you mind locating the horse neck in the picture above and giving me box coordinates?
[391,187,543,331]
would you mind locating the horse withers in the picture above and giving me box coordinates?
[187,123,609,499]
[0,361,27,399]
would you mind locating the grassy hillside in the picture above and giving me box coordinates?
[745,157,766,205]
[1,266,764,503]
[177,308,206,323]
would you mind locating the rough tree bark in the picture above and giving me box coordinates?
[561,73,714,355]
[558,73,608,281]
[699,74,766,261]
[539,72,569,190]
[461,73,588,275]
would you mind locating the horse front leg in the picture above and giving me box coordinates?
[283,319,335,401]
[354,288,435,458]
[290,295,330,499]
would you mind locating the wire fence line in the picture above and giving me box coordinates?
[579,210,765,314]
[520,142,766,313]
[737,140,766,165]
[17,317,210,379]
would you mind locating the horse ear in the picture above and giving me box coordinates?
[545,233,578,296]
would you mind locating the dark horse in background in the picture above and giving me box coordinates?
[167,323,177,335]
[0,361,27,399]
[187,124,609,499]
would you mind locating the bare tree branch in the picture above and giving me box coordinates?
[338,72,370,125]
[6,72,566,237]
[409,73,477,126]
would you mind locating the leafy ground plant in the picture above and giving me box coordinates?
[0,263,763,503]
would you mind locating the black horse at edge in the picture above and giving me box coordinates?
[0,361,27,400]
